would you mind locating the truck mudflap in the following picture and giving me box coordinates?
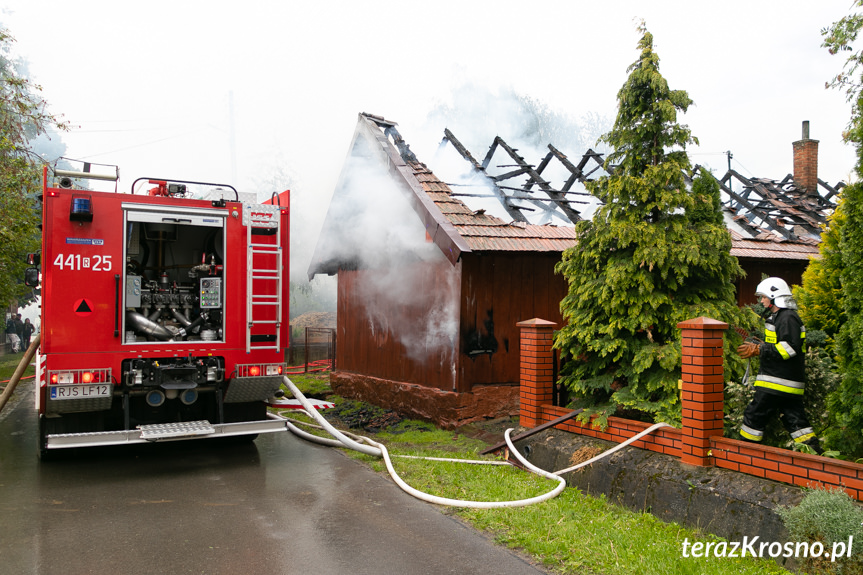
[44,414,289,450]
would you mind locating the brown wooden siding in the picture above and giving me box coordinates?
[336,259,461,391]
[735,258,808,307]
[335,252,799,396]
[458,252,567,392]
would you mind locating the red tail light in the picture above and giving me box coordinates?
[249,366,261,376]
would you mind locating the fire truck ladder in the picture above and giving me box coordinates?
[244,203,283,352]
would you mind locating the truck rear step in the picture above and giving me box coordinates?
[138,420,216,440]
[45,415,289,450]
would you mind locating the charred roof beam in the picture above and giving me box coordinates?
[548,145,607,193]
[493,137,583,223]
[442,129,528,223]
[383,125,418,163]
[481,140,499,170]
[523,152,554,192]
[707,168,797,240]
[492,166,532,182]
[819,178,844,203]
[485,156,570,221]
[726,169,831,234]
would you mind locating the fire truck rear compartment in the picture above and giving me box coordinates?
[124,214,225,344]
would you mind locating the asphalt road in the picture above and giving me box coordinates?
[0,389,547,575]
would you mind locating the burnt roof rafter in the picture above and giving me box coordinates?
[819,178,845,202]
[492,136,584,223]
[440,130,608,225]
[710,167,839,240]
[441,129,529,223]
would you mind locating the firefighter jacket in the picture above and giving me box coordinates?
[754,308,806,396]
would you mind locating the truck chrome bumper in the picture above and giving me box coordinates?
[45,414,288,450]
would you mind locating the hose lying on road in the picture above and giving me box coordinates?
[279,375,671,509]
[0,334,41,415]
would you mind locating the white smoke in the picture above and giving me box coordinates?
[312,148,460,371]
[406,82,611,225]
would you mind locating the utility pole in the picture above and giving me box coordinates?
[726,150,733,194]
[229,91,238,186]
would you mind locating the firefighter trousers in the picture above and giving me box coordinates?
[740,388,815,444]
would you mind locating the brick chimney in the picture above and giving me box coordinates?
[793,120,819,194]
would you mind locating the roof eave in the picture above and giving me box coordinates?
[356,114,471,266]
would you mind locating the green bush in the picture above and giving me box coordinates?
[776,486,863,574]
[794,200,846,357]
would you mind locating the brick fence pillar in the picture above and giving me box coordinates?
[517,318,557,428]
[677,317,728,466]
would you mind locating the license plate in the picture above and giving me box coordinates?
[49,384,112,400]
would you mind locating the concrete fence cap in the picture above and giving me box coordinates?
[677,317,729,330]
[516,318,558,328]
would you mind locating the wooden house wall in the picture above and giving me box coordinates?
[735,258,809,307]
[336,258,461,391]
[457,252,568,392]
[334,251,804,397]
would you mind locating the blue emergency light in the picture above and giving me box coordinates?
[70,195,93,222]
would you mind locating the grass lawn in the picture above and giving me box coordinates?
[0,351,35,386]
[284,371,333,398]
[275,379,793,575]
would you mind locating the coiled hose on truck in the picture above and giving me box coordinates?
[277,375,672,509]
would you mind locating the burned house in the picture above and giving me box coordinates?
[308,114,587,427]
[719,121,839,305]
[309,114,839,427]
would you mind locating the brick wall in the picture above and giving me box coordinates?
[535,404,682,458]
[712,437,863,500]
[518,316,863,501]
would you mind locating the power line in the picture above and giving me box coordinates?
[75,127,210,160]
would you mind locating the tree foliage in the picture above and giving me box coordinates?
[553,25,755,426]
[818,3,863,457]
[794,200,846,355]
[0,27,66,308]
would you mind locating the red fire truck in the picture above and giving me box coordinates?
[26,167,290,456]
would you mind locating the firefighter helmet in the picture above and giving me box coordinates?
[755,277,795,309]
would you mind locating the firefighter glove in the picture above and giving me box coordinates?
[736,342,760,359]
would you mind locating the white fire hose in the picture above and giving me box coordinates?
[279,376,672,508]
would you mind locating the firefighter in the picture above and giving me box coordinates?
[736,277,822,454]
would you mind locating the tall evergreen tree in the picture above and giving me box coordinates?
[554,25,754,426]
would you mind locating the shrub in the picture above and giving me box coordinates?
[776,486,863,574]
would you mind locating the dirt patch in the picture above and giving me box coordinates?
[568,445,605,469]
[319,400,526,449]
[324,401,405,432]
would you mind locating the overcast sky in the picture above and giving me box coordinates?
[2,1,859,239]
